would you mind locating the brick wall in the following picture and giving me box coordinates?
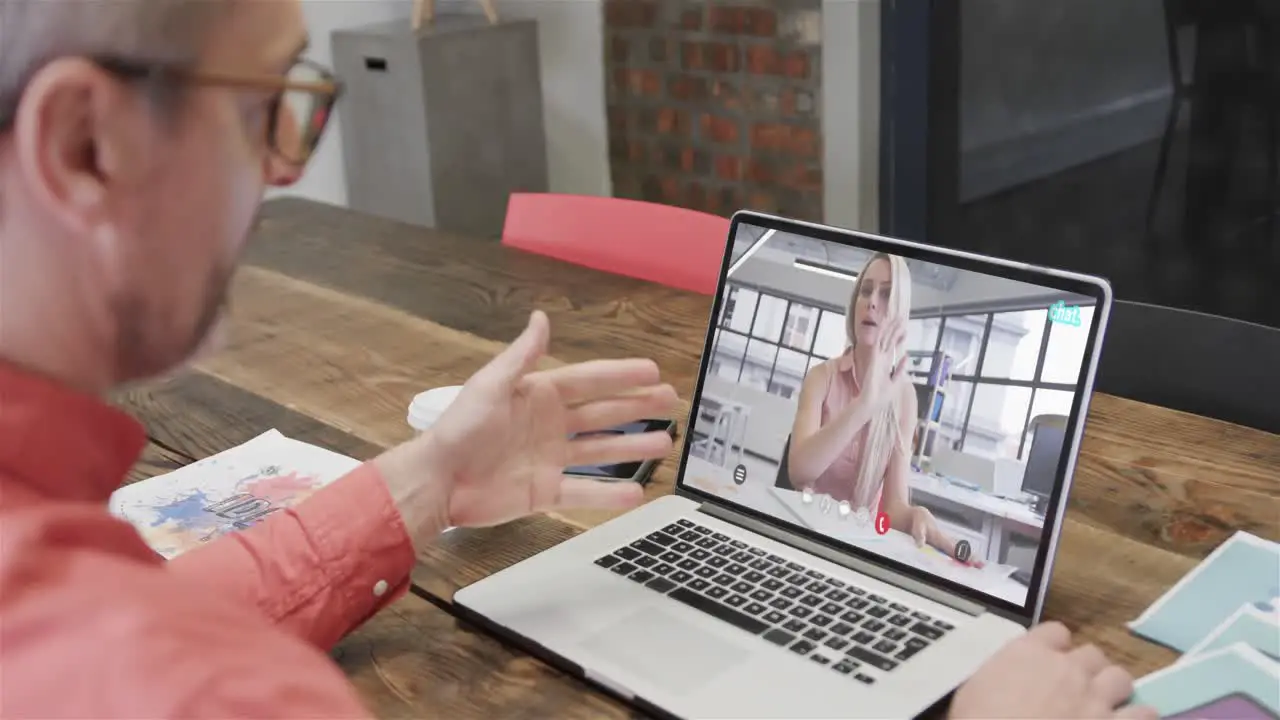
[604,0,823,221]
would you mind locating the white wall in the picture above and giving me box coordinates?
[273,0,884,231]
[271,0,612,208]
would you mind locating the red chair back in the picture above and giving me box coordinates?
[501,193,730,295]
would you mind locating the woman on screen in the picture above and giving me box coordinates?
[787,252,971,560]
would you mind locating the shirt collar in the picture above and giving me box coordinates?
[0,359,147,503]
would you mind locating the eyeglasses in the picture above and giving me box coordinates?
[0,55,343,167]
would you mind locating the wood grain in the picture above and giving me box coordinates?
[116,198,1279,717]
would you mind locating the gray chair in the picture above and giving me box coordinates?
[1095,300,1280,434]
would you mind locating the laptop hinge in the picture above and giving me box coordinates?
[697,501,987,617]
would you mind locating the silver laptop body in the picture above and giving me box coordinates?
[455,211,1113,719]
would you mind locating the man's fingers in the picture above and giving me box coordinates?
[892,354,908,380]
[534,358,662,405]
[564,384,679,434]
[1089,664,1136,710]
[1113,703,1159,720]
[1068,643,1111,676]
[475,311,549,387]
[552,476,645,511]
[566,430,673,467]
[1026,620,1073,650]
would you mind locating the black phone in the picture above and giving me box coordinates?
[565,418,678,484]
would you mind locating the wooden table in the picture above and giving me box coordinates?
[114,198,1280,718]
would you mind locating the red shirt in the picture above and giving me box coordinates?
[0,360,416,718]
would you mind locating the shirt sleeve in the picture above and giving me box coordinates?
[166,462,417,650]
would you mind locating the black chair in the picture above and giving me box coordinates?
[1094,300,1280,434]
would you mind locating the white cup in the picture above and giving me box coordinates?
[406,386,463,434]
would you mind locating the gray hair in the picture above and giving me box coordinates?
[0,0,232,126]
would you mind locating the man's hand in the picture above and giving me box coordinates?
[374,311,678,547]
[950,622,1156,720]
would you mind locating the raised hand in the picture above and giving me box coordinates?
[860,316,909,411]
[950,622,1156,720]
[375,311,679,544]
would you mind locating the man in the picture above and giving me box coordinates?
[0,1,1156,718]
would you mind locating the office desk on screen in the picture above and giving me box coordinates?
[682,456,1029,605]
[907,473,1045,565]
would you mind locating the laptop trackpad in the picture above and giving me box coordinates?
[578,606,746,695]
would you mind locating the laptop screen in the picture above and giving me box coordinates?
[680,215,1107,615]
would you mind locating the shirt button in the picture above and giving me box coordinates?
[373,580,389,597]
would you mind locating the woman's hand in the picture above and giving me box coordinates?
[859,317,909,412]
[908,506,985,567]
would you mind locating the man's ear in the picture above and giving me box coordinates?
[11,57,149,236]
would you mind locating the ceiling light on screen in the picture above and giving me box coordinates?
[794,258,858,281]
[728,229,775,276]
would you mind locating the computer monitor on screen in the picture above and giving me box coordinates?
[1022,417,1066,514]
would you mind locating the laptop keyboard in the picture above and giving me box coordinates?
[594,518,955,686]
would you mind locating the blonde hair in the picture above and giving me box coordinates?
[844,253,914,510]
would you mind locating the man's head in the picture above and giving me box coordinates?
[0,0,336,391]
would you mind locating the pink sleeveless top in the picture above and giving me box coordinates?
[808,349,894,512]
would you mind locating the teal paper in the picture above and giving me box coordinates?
[1131,644,1280,719]
[1186,606,1280,661]
[1128,532,1280,652]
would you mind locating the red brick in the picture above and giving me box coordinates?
[607,107,628,135]
[745,159,773,183]
[700,114,740,144]
[668,74,708,101]
[745,45,781,75]
[714,155,742,182]
[750,123,818,157]
[627,139,647,163]
[686,182,708,211]
[680,42,702,70]
[678,8,702,30]
[660,176,682,203]
[783,52,810,79]
[709,6,777,36]
[655,107,689,135]
[618,69,660,97]
[711,79,742,110]
[780,164,823,189]
[682,42,738,72]
[649,38,673,63]
[605,0,657,28]
[610,35,629,63]
[748,190,777,212]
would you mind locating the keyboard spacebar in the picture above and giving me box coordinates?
[668,588,768,634]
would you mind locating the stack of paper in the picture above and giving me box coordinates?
[110,430,361,559]
[1127,532,1280,719]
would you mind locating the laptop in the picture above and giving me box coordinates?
[454,211,1112,719]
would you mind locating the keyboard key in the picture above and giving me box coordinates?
[663,523,685,534]
[731,552,753,564]
[889,602,909,612]
[673,542,695,554]
[833,660,856,675]
[784,619,807,633]
[867,606,890,619]
[763,610,787,624]
[788,606,813,619]
[905,637,929,651]
[889,614,912,627]
[786,574,809,586]
[935,620,955,632]
[854,673,875,685]
[847,646,899,672]
[863,620,886,633]
[726,564,748,576]
[763,579,784,591]
[731,581,753,594]
[748,559,771,572]
[849,598,870,611]
[830,622,855,636]
[678,530,701,542]
[910,622,945,641]
[811,614,833,628]
[825,637,850,651]
[667,588,768,634]
[804,627,828,642]
[634,555,657,568]
[744,602,767,616]
[678,559,699,571]
[769,598,793,611]
[766,566,790,579]
[713,544,735,556]
[660,551,682,564]
[781,586,803,599]
[800,595,823,608]
[595,556,619,569]
[805,569,825,580]
[911,611,931,621]
[868,594,887,604]
[789,640,816,655]
[611,562,636,576]
[849,587,866,596]
[688,579,710,592]
[743,571,766,583]
[840,611,864,625]
[708,556,729,569]
[873,640,898,655]
[896,637,930,661]
[750,589,772,602]
[646,577,676,593]
[806,581,828,594]
[827,578,846,589]
[712,533,730,542]
[725,594,748,608]
[669,570,692,584]
[786,562,806,572]
[713,573,734,586]
[707,586,729,600]
[821,602,843,615]
[692,525,711,535]
[616,547,641,561]
[852,631,875,645]
[631,539,664,556]
[764,629,795,646]
[676,519,694,528]
[766,554,785,564]
[695,566,716,579]
[748,547,766,556]
[647,532,676,547]
[651,563,673,576]
[884,628,907,641]
[826,589,849,603]
[690,548,711,561]
[809,653,831,666]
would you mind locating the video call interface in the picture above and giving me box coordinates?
[685,222,1097,607]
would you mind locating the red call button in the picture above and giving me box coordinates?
[875,512,890,535]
